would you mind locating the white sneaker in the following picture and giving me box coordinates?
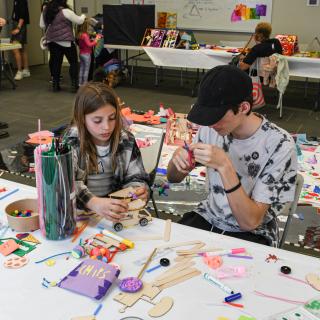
[22,69,31,78]
[14,70,23,81]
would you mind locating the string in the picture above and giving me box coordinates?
[254,290,306,305]
[278,272,309,285]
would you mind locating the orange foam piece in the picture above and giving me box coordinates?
[0,239,20,256]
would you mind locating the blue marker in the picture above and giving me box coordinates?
[224,292,242,302]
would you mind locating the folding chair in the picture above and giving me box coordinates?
[139,131,165,218]
[278,173,304,248]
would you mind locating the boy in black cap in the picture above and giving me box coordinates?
[167,65,297,246]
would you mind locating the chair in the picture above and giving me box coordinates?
[278,173,304,248]
[138,129,165,218]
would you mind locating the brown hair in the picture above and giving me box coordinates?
[76,18,90,39]
[230,95,253,116]
[72,82,122,173]
[255,22,272,42]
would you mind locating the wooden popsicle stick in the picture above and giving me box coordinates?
[153,267,199,287]
[157,240,204,251]
[163,219,171,242]
[174,255,196,262]
[157,270,201,290]
[137,248,157,279]
[176,247,222,255]
[130,235,163,241]
[154,261,196,282]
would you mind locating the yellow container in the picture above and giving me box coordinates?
[5,199,40,232]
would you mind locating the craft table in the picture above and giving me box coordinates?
[0,42,21,90]
[0,178,319,320]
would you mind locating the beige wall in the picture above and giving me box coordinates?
[194,0,320,48]
[73,0,320,46]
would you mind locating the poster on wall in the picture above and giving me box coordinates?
[120,0,155,4]
[155,0,273,32]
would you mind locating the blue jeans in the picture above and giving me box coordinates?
[79,53,91,85]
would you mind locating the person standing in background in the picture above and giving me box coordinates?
[0,17,9,138]
[40,0,85,92]
[77,18,101,86]
[11,0,30,81]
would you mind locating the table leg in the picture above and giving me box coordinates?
[155,66,159,87]
[1,52,16,90]
[314,80,320,112]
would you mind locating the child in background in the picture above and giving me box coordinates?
[77,19,101,85]
[64,82,149,221]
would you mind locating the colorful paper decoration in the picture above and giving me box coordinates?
[58,259,120,300]
[231,3,267,22]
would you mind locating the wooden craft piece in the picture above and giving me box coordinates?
[70,316,95,320]
[148,297,174,318]
[137,248,157,279]
[163,219,171,242]
[153,267,199,287]
[114,282,161,312]
[176,246,222,256]
[4,256,29,269]
[175,255,196,262]
[306,273,320,291]
[128,199,146,211]
[154,261,196,282]
[130,235,163,241]
[157,240,205,251]
[94,234,121,248]
[109,187,136,199]
[158,270,201,291]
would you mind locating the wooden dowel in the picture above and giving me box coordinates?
[137,248,157,279]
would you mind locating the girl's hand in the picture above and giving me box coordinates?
[11,28,20,35]
[134,186,148,201]
[87,197,128,222]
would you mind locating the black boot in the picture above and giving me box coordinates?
[52,80,61,92]
[0,122,8,129]
[0,131,9,139]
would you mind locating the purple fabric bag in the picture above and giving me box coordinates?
[58,259,120,300]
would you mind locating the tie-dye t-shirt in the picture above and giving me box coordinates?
[194,115,297,246]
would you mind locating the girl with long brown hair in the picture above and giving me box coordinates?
[65,82,149,221]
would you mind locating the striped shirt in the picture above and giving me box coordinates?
[65,127,150,209]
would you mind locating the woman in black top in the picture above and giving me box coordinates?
[239,22,282,71]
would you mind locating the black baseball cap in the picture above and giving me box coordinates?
[187,65,253,126]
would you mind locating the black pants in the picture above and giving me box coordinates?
[48,42,78,84]
[179,211,270,246]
